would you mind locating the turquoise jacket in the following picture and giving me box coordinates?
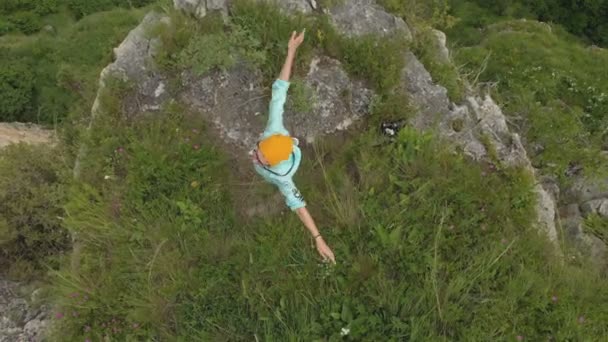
[252,79,306,210]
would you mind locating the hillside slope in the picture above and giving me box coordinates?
[1,0,607,341]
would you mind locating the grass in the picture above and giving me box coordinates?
[0,0,603,341]
[49,99,608,338]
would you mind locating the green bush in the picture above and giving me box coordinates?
[0,143,69,276]
[0,57,35,121]
[8,11,42,34]
[67,0,156,19]
[0,16,16,34]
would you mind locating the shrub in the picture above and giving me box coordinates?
[177,33,236,75]
[8,11,42,34]
[0,58,35,121]
[0,16,15,35]
[0,143,69,277]
[67,0,156,19]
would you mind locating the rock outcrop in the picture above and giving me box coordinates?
[327,0,412,41]
[0,279,49,342]
[180,56,374,148]
[335,3,562,246]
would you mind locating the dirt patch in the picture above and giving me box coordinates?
[0,123,55,149]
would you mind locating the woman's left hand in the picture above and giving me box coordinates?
[315,237,336,264]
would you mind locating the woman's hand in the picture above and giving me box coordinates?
[288,30,305,52]
[315,237,336,264]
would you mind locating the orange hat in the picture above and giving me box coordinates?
[258,134,293,166]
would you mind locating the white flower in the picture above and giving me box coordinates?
[104,175,111,180]
[340,327,350,336]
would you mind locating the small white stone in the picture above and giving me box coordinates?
[154,82,165,97]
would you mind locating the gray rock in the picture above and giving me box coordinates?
[328,0,412,40]
[534,183,559,243]
[251,0,313,14]
[173,0,206,18]
[288,56,374,143]
[207,0,229,15]
[179,56,374,148]
[0,279,50,342]
[431,29,450,63]
[564,178,608,204]
[402,52,450,129]
[180,62,267,148]
[581,199,608,217]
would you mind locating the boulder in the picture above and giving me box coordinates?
[287,56,374,143]
[179,56,374,149]
[327,0,412,40]
[173,0,206,18]
[431,29,450,63]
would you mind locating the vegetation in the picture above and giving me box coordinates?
[0,143,69,279]
[449,0,608,47]
[0,8,145,124]
[41,3,608,341]
[0,0,607,341]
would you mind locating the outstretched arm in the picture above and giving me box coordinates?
[264,30,306,136]
[279,30,305,82]
[296,207,336,264]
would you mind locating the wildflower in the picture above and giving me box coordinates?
[193,144,201,150]
[55,312,64,319]
[516,335,524,341]
[551,295,558,303]
[578,315,585,324]
[132,323,139,329]
[190,181,200,188]
[116,147,124,153]
[85,339,91,342]
[340,327,350,336]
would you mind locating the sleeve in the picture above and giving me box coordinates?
[263,79,290,137]
[276,178,306,211]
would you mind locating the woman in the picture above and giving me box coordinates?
[251,30,336,264]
